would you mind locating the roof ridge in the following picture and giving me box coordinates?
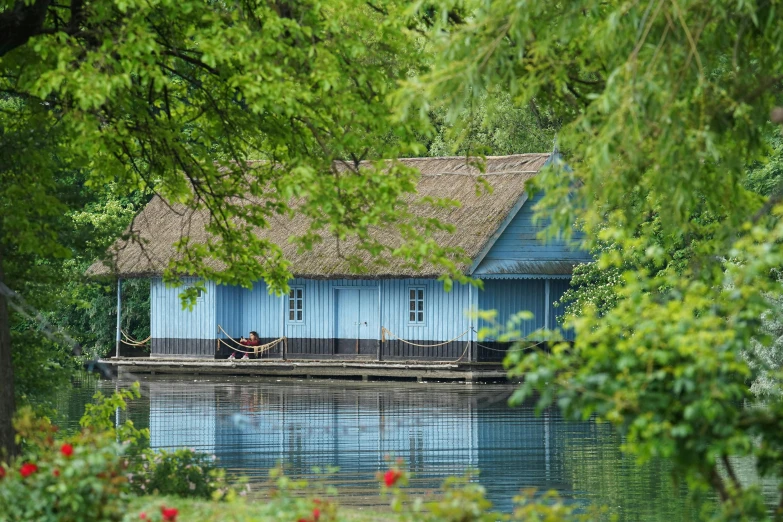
[418,170,541,176]
[396,153,550,161]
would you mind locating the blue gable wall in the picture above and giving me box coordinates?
[472,191,591,275]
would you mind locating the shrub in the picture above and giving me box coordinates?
[129,448,226,499]
[0,411,129,522]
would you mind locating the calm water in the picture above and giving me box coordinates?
[58,373,707,520]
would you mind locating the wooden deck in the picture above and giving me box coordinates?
[100,357,510,383]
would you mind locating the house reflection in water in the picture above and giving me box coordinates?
[141,377,579,510]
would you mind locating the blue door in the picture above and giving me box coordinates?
[358,288,379,352]
[335,287,379,355]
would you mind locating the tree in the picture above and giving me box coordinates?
[0,0,467,460]
[426,90,559,157]
[408,1,783,517]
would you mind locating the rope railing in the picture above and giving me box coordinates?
[380,327,469,347]
[380,327,471,364]
[473,339,548,352]
[120,329,151,347]
[210,324,548,363]
[216,324,286,357]
[471,327,550,353]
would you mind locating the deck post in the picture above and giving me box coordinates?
[544,279,551,330]
[115,278,122,358]
[280,292,286,360]
[468,283,474,363]
[377,283,382,362]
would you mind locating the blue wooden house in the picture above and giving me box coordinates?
[91,154,589,362]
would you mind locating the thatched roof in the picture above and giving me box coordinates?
[88,154,552,279]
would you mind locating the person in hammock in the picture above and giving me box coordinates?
[228,331,260,360]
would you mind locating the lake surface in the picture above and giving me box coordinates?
[58,373,706,520]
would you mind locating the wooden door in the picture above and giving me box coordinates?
[334,287,379,355]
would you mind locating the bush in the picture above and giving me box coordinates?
[129,448,226,499]
[0,412,129,522]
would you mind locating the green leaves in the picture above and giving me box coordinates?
[2,0,465,297]
[408,1,783,514]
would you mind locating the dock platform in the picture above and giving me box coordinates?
[100,357,509,383]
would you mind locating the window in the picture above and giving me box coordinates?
[408,287,425,324]
[289,287,304,322]
[186,284,204,300]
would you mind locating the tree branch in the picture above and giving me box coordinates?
[0,0,52,58]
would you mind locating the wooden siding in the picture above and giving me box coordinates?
[241,283,283,338]
[216,285,242,339]
[217,282,283,339]
[150,274,575,360]
[284,279,379,340]
[151,277,216,340]
[473,192,591,275]
[475,278,575,362]
[381,280,471,342]
[151,338,215,357]
[477,280,547,339]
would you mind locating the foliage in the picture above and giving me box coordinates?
[125,466,601,522]
[554,244,623,320]
[507,216,783,519]
[0,0,470,300]
[744,288,783,397]
[53,193,151,360]
[130,448,226,500]
[408,0,783,518]
[0,409,129,522]
[426,91,559,157]
[10,332,79,404]
[79,382,149,457]
[0,0,471,457]
[5,186,150,411]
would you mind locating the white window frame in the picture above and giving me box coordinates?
[407,286,426,325]
[288,286,305,323]
[185,282,204,301]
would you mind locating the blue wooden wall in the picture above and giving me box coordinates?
[473,191,591,275]
[150,277,572,341]
[216,284,242,339]
[477,279,573,342]
[150,275,574,357]
[150,277,216,340]
[216,282,283,340]
[381,279,470,342]
[477,280,546,338]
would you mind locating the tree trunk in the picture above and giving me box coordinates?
[0,249,16,462]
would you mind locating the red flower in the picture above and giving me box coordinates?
[0,467,5,479]
[19,463,38,478]
[161,506,178,521]
[312,508,321,521]
[60,443,74,457]
[139,513,147,520]
[53,469,60,477]
[383,469,401,487]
